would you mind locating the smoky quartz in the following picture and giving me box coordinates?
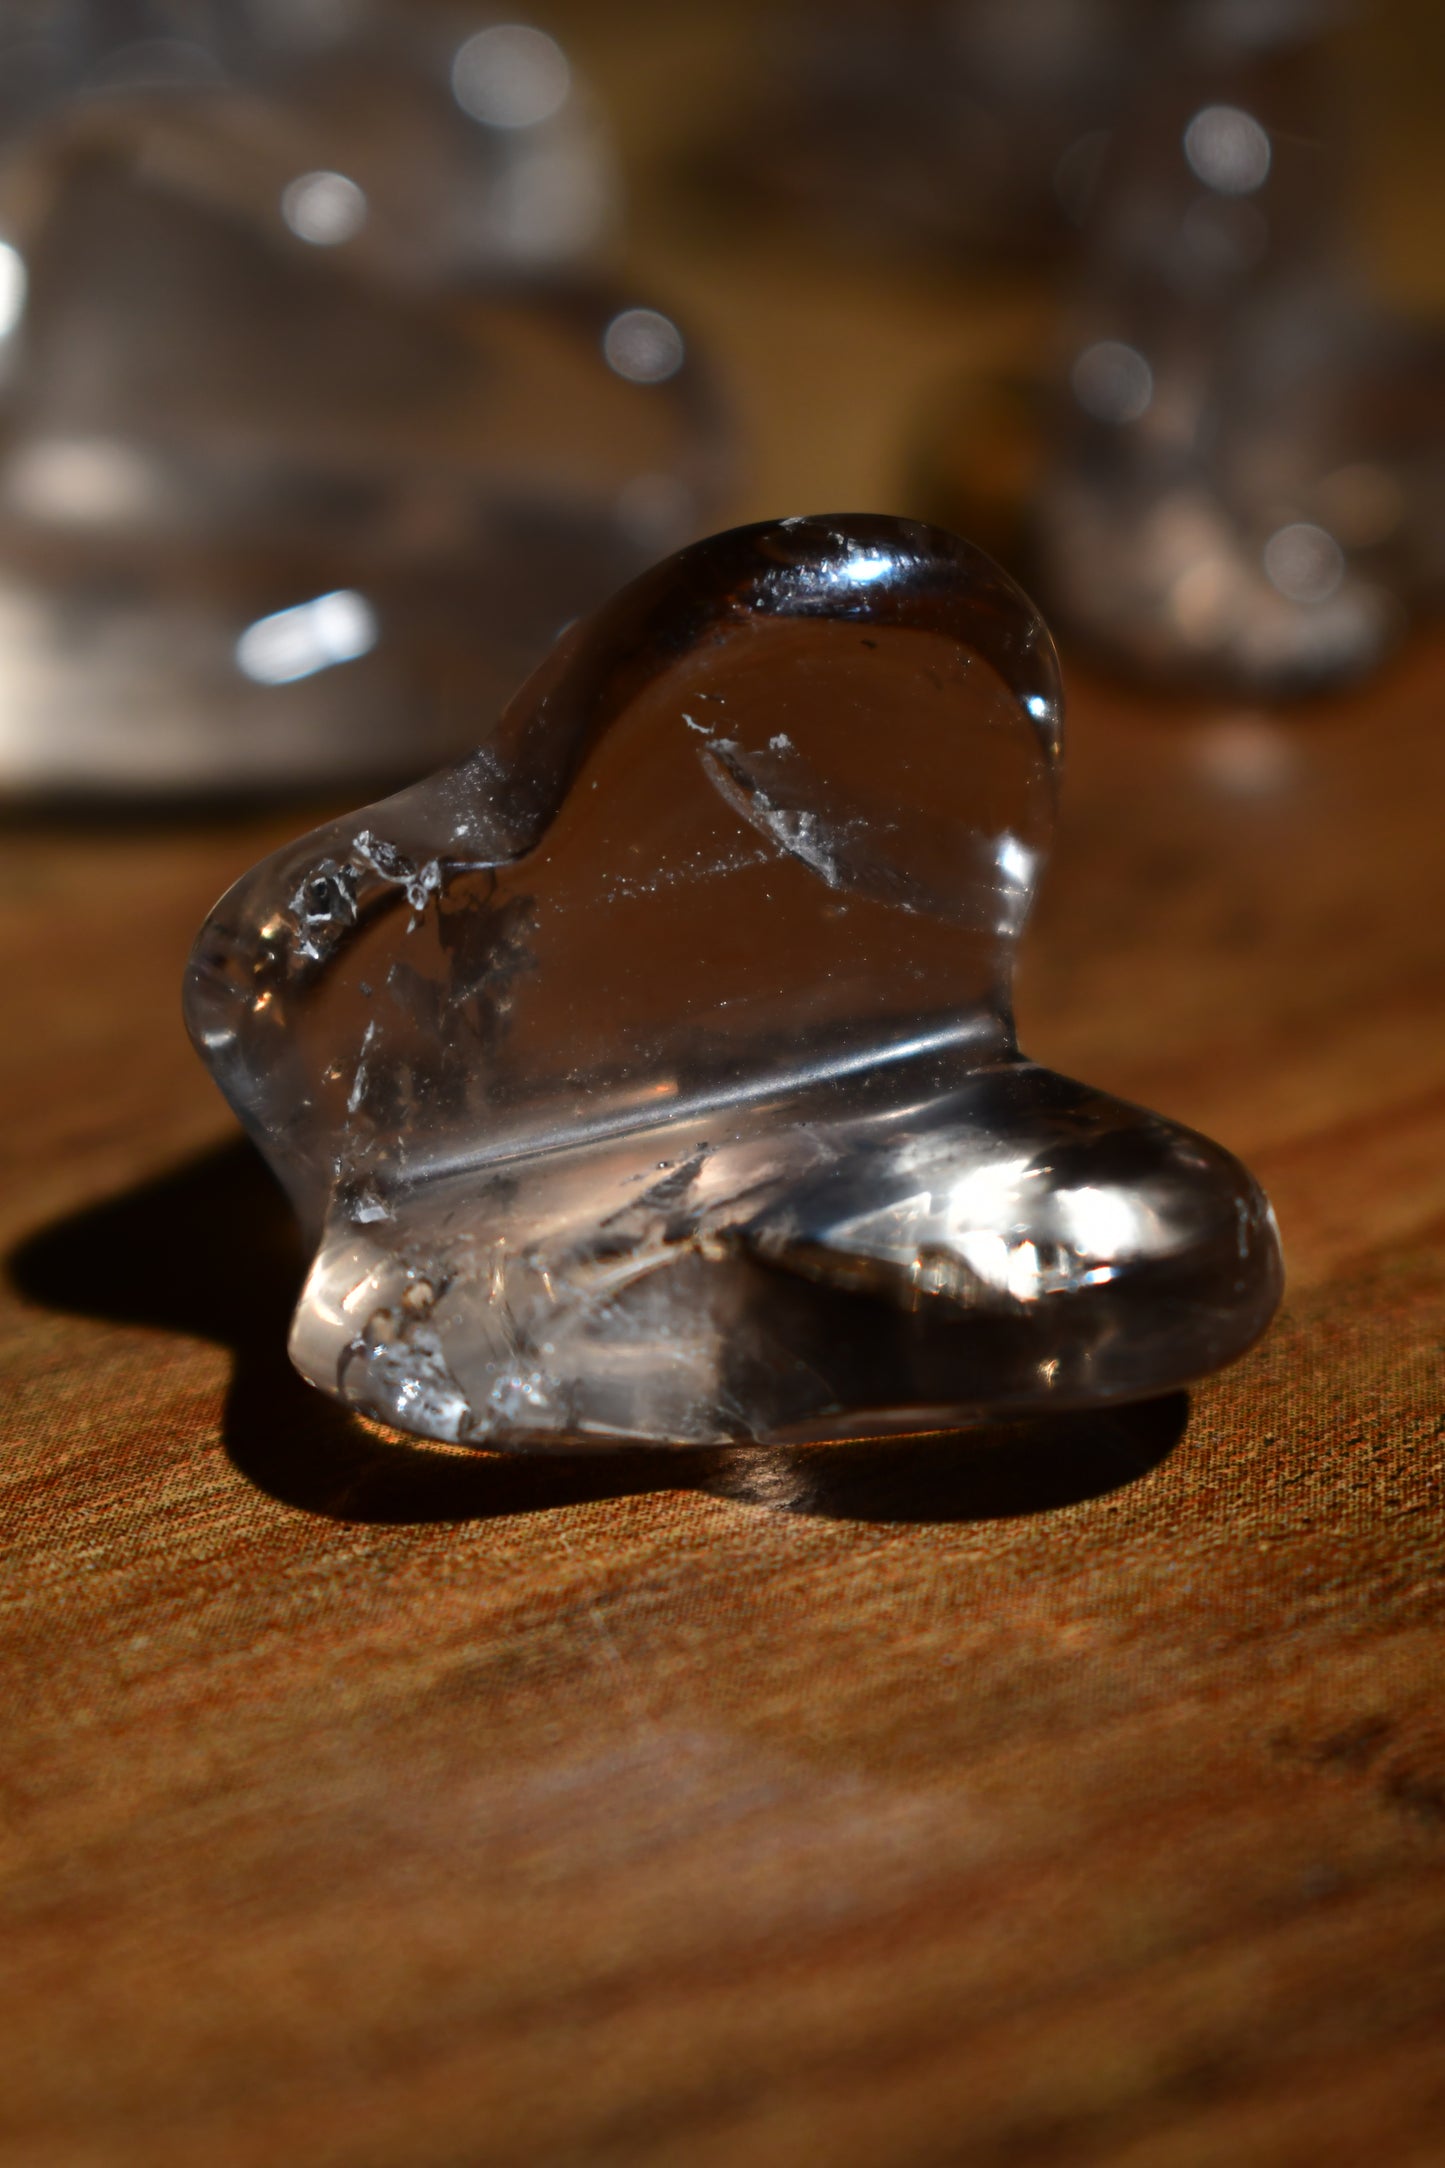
[186,515,1282,1451]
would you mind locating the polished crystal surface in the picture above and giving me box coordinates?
[186,514,1282,1451]
[0,4,722,794]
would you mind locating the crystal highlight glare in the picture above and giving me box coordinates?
[186,516,1283,1452]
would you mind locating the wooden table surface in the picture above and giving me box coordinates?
[5,16,1445,2165]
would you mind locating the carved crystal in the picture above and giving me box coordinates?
[186,515,1282,1451]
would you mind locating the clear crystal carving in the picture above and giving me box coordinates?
[0,3,723,793]
[185,514,1282,1452]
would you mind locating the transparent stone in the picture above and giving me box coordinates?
[0,3,723,794]
[185,514,1282,1452]
[1031,0,1441,691]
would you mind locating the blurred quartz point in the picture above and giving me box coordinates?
[0,2,725,794]
[185,515,1282,1452]
[719,0,1146,262]
[1032,0,1440,690]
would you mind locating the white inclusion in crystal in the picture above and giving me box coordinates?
[760,805,842,887]
[354,835,443,915]
[699,741,856,890]
[363,1327,474,1441]
[406,864,442,914]
[1025,695,1051,720]
[236,591,378,686]
[604,847,769,902]
[769,733,793,752]
[487,1368,557,1422]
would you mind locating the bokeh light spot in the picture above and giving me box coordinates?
[1071,340,1153,423]
[1264,523,1345,605]
[236,592,379,686]
[603,308,685,384]
[1184,105,1272,195]
[452,25,571,130]
[281,171,368,246]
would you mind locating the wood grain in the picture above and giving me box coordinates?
[3,19,1445,2162]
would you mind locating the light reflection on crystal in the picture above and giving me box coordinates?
[185,514,1282,1452]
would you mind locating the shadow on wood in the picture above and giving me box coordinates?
[9,1138,1189,1527]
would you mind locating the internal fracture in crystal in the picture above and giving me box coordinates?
[186,514,1282,1450]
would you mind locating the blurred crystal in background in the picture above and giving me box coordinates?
[0,1,727,795]
[1033,0,1443,690]
[705,0,1149,264]
[917,0,1444,693]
